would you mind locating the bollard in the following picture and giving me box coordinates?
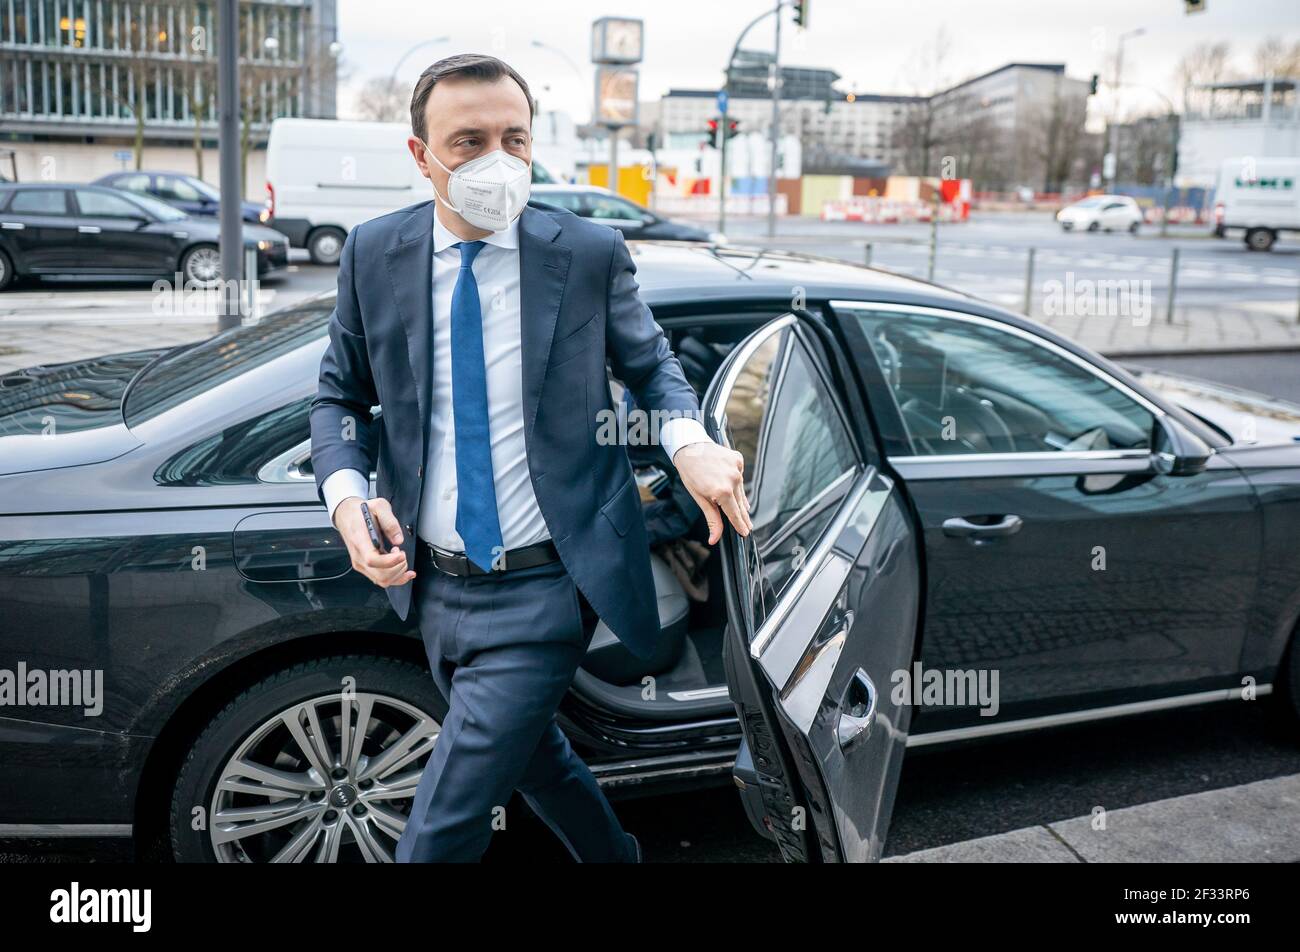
[864,242,873,268]
[243,246,259,324]
[1166,247,1180,324]
[1023,247,1036,316]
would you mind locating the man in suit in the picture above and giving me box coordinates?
[310,53,751,863]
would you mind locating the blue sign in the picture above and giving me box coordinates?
[113,150,132,162]
[717,90,729,115]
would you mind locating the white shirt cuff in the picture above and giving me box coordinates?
[660,415,713,464]
[322,468,371,526]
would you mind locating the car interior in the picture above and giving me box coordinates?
[571,311,779,719]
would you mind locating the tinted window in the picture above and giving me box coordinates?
[9,189,69,215]
[117,189,188,221]
[156,175,204,202]
[0,349,167,437]
[114,173,153,194]
[585,195,643,221]
[722,324,859,620]
[76,189,147,218]
[845,306,1156,455]
[536,191,584,213]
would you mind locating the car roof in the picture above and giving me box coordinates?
[626,241,971,308]
[532,184,611,195]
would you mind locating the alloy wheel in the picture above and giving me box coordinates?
[185,246,223,286]
[208,692,439,862]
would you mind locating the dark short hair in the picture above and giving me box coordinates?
[409,53,534,142]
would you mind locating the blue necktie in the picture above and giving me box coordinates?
[450,240,504,571]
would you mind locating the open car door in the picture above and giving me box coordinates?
[704,314,923,862]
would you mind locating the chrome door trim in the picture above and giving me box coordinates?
[907,685,1273,748]
[891,449,1156,480]
[707,313,797,432]
[0,823,133,837]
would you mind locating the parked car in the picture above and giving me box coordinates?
[93,170,271,225]
[2,231,1299,863]
[1057,195,1143,233]
[265,118,559,264]
[1213,156,1300,252]
[532,184,721,242]
[0,183,288,290]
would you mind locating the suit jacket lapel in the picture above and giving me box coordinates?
[385,201,436,465]
[518,204,572,441]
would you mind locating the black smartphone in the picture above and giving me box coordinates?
[359,501,388,554]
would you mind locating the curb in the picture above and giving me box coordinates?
[884,773,1300,863]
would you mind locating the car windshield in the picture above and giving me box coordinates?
[119,189,189,221]
[1072,197,1106,208]
[123,303,332,427]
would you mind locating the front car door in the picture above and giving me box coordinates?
[582,193,649,238]
[832,301,1260,738]
[707,314,923,862]
[72,188,176,272]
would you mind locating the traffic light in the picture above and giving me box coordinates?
[793,0,809,28]
[1089,73,1099,96]
[726,119,740,140]
[705,117,720,148]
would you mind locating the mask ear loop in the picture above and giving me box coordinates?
[418,138,463,215]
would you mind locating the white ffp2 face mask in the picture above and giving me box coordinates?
[420,141,531,232]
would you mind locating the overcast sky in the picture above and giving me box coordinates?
[337,0,1299,121]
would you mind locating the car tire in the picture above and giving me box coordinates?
[169,653,445,863]
[1129,221,1140,234]
[1087,221,1100,232]
[180,243,222,288]
[1245,228,1276,252]
[308,227,347,266]
[0,249,13,291]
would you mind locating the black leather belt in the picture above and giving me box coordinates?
[418,537,560,577]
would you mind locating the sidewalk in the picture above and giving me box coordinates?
[885,773,1300,862]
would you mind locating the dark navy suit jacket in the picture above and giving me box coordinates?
[310,199,700,660]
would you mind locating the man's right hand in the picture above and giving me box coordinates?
[333,496,415,588]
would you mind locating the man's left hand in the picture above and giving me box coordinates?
[674,442,752,544]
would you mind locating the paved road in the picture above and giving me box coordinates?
[720,211,1300,320]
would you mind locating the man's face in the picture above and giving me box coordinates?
[411,74,532,199]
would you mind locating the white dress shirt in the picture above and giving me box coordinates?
[322,210,711,550]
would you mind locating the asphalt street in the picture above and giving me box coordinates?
[718,211,1300,319]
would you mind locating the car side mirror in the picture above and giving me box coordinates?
[1153,415,1212,476]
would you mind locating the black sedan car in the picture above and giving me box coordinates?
[93,170,272,226]
[1,243,1298,863]
[532,184,721,242]
[0,183,288,291]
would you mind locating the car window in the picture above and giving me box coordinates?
[75,189,148,218]
[722,322,859,621]
[536,190,584,213]
[9,188,70,215]
[844,305,1156,456]
[157,175,203,202]
[116,189,188,221]
[114,174,153,194]
[585,195,644,221]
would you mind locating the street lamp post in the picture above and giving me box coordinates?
[217,0,241,331]
[389,36,451,89]
[1107,27,1146,190]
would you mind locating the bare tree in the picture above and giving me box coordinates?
[355,76,410,123]
[1254,38,1300,78]
[1173,42,1234,112]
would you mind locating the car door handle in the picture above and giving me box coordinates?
[78,225,102,234]
[836,668,878,752]
[1,221,24,230]
[942,514,1023,538]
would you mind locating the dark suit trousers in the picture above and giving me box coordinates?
[394,558,637,863]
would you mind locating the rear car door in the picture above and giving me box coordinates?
[1,187,80,270]
[706,314,922,862]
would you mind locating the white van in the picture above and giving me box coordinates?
[1214,157,1300,251]
[265,118,558,265]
